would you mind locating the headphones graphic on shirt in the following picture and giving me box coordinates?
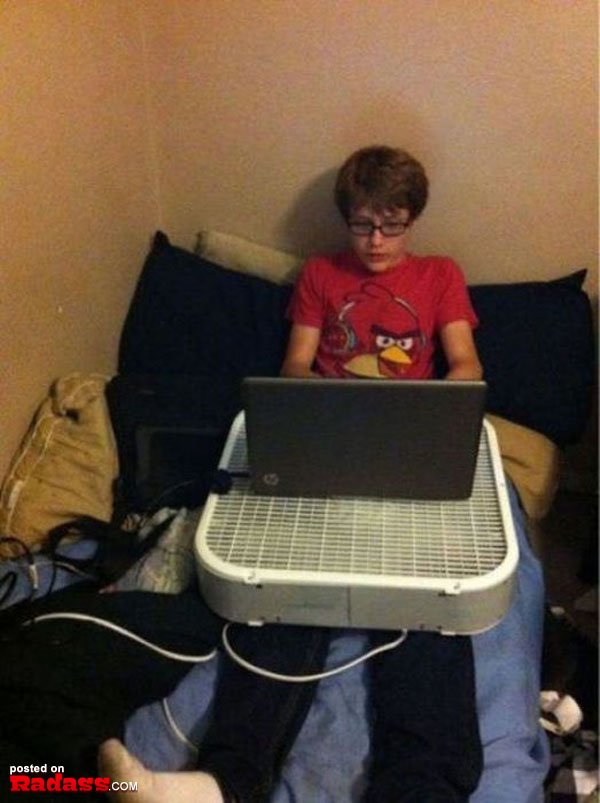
[325,286,426,355]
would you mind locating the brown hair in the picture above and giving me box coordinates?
[334,146,429,222]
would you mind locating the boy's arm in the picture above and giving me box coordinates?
[439,320,483,381]
[280,324,322,378]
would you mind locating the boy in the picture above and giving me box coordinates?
[282,145,482,383]
[99,146,483,802]
[280,145,484,802]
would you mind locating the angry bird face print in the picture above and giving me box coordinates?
[321,282,426,378]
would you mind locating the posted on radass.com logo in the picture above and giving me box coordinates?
[7,762,138,794]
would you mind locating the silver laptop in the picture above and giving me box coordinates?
[242,377,487,500]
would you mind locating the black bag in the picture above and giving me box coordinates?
[106,374,242,515]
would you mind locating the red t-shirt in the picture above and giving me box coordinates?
[287,251,478,379]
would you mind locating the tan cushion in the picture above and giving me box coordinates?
[486,413,560,520]
[196,229,303,285]
[0,374,119,555]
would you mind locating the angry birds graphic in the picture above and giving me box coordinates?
[322,283,426,378]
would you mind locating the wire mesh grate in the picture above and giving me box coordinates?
[204,421,508,579]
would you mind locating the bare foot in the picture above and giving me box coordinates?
[98,739,224,803]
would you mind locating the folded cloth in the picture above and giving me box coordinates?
[196,229,302,285]
[545,729,598,802]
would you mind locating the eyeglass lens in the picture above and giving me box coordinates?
[349,220,407,236]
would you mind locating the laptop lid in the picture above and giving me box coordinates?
[242,377,487,500]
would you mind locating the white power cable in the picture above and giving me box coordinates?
[221,623,408,683]
[22,612,217,664]
[21,612,408,681]
[161,697,199,754]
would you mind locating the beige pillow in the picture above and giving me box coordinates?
[196,229,303,285]
[0,374,119,554]
[485,414,560,520]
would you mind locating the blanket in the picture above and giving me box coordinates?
[124,483,551,802]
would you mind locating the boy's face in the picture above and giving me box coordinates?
[348,206,412,274]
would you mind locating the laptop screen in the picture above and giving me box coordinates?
[242,377,487,500]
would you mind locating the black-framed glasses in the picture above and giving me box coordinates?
[347,219,409,237]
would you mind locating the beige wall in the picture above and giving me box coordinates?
[145,0,598,295]
[1,1,598,486]
[1,1,160,480]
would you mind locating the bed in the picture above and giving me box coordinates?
[0,230,595,801]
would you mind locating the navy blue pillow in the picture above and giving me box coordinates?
[119,231,293,378]
[469,270,595,447]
